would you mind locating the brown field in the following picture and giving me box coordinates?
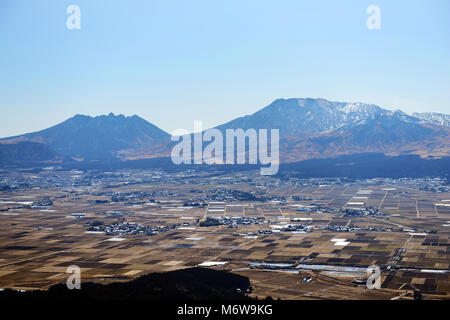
[0,169,449,300]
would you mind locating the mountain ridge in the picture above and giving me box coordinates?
[214,98,450,162]
[1,98,449,165]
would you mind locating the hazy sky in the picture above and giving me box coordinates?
[0,0,449,137]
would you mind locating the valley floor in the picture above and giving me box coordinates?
[0,169,449,300]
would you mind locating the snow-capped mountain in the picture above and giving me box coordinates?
[413,112,450,127]
[0,98,449,165]
[216,98,423,137]
[215,98,450,161]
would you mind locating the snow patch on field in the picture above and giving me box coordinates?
[198,261,227,267]
[106,237,126,242]
[331,238,350,246]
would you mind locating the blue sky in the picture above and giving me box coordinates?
[0,0,449,137]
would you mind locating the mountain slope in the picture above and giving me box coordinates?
[413,112,450,127]
[215,98,450,162]
[286,116,449,162]
[0,141,63,164]
[217,98,390,137]
[1,113,171,160]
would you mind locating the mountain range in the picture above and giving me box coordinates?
[1,98,449,166]
[216,98,450,162]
